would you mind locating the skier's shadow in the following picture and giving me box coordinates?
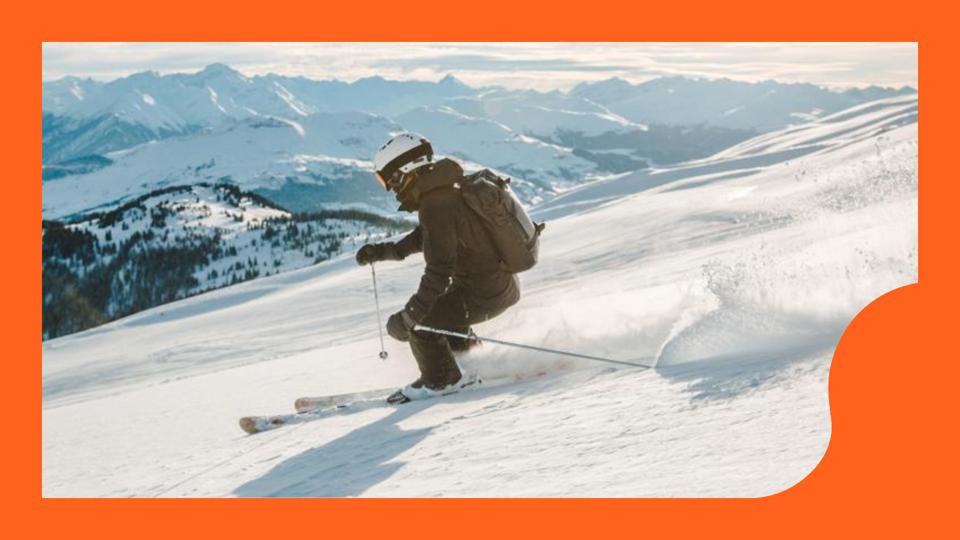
[234,401,436,497]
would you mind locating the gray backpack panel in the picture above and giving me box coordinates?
[459,170,544,273]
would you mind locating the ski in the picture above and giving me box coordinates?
[240,371,548,435]
[239,395,389,435]
[239,377,479,435]
[294,387,401,413]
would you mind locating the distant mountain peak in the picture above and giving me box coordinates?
[438,74,467,87]
[355,75,387,84]
[589,76,634,87]
[571,76,636,96]
[195,63,244,79]
[125,70,162,81]
[50,75,96,84]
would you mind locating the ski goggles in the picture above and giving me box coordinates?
[375,171,390,190]
[376,169,410,191]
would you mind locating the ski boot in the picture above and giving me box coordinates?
[386,370,480,404]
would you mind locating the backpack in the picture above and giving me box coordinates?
[459,169,544,273]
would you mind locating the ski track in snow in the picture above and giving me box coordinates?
[42,95,917,497]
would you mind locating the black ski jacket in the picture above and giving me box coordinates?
[394,158,520,321]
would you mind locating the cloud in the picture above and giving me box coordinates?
[41,42,917,91]
[370,53,636,73]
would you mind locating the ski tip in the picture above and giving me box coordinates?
[293,398,313,412]
[239,417,260,435]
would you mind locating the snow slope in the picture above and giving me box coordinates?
[42,107,587,218]
[396,106,597,187]
[41,113,399,218]
[41,95,917,497]
[443,89,646,139]
[41,183,407,339]
[571,76,914,131]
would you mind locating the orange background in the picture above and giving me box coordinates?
[14,1,955,537]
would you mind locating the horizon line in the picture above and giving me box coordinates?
[41,63,918,93]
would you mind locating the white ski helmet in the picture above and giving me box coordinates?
[373,133,433,190]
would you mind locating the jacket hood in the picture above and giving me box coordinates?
[396,158,463,212]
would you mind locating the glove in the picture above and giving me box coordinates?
[386,310,418,342]
[355,242,399,266]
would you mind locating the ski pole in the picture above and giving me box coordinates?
[370,263,388,359]
[413,324,652,369]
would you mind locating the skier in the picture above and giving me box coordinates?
[356,133,522,403]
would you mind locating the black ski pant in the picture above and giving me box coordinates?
[411,287,515,388]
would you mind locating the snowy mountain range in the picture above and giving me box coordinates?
[570,76,916,131]
[41,65,914,340]
[44,64,913,137]
[43,183,408,340]
[42,65,474,125]
[42,64,911,176]
[42,93,918,497]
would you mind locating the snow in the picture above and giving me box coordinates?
[41,112,397,218]
[571,76,912,132]
[42,77,102,112]
[41,104,592,218]
[43,184,403,331]
[70,82,86,100]
[42,95,917,497]
[396,105,595,186]
[271,82,311,117]
[445,92,648,140]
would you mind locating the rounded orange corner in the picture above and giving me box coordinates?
[762,282,920,501]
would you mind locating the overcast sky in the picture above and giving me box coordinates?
[42,42,917,91]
